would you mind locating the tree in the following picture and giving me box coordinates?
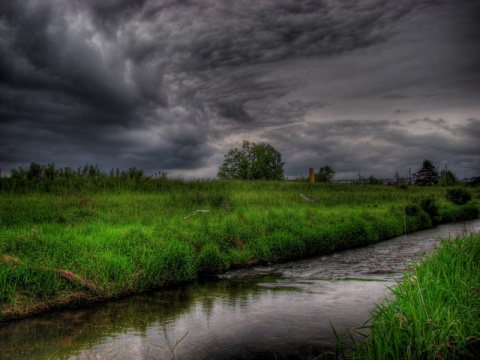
[367,175,382,185]
[413,159,439,186]
[217,141,284,180]
[439,169,458,186]
[26,162,43,182]
[315,166,335,182]
[467,176,480,187]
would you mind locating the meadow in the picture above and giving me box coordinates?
[0,176,479,321]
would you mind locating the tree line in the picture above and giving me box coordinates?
[9,163,145,182]
[217,142,478,186]
[0,163,170,193]
[2,142,479,188]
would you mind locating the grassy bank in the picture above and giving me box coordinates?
[1,180,478,321]
[335,232,480,359]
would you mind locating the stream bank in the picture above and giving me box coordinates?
[2,187,478,322]
[1,219,479,359]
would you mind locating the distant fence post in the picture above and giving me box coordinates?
[309,168,315,184]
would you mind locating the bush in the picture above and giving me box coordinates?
[439,202,480,223]
[405,204,421,216]
[404,203,433,232]
[446,187,472,205]
[419,196,440,224]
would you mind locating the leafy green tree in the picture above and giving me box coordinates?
[217,141,284,180]
[315,166,335,182]
[413,159,439,186]
[467,176,480,187]
[367,175,382,185]
[44,163,56,181]
[26,162,43,182]
[439,169,458,186]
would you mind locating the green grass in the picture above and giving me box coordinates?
[1,180,478,321]
[334,232,480,359]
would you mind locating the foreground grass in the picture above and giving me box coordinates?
[334,232,480,359]
[0,181,478,321]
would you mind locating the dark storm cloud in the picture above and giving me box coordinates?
[460,118,480,144]
[1,0,479,177]
[160,0,434,73]
[382,94,410,100]
[408,118,450,130]
[278,114,480,179]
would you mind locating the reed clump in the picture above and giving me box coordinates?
[335,232,480,359]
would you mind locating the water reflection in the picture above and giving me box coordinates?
[1,220,479,360]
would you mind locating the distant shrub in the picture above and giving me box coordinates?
[405,208,432,232]
[419,196,440,224]
[446,187,472,205]
[439,202,479,223]
[466,176,480,187]
[404,200,435,231]
[405,204,421,216]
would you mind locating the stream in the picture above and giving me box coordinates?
[1,220,479,360]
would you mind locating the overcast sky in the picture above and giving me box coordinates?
[1,0,479,180]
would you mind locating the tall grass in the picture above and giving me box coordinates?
[1,179,478,321]
[335,233,480,359]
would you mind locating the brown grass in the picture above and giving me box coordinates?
[0,254,22,266]
[53,269,99,294]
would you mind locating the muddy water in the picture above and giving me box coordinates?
[1,220,479,360]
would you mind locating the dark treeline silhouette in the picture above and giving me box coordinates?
[2,161,479,193]
[0,162,180,193]
[10,163,145,181]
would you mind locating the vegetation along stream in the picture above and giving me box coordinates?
[1,219,479,360]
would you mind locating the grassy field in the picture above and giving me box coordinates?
[1,178,479,321]
[334,232,480,360]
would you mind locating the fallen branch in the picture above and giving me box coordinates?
[184,209,210,219]
[300,193,318,203]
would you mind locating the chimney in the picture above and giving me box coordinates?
[309,168,315,184]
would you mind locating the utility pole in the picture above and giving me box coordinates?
[409,167,412,185]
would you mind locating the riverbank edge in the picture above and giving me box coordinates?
[1,202,479,323]
[334,231,480,359]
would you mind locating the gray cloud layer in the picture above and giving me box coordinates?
[1,0,479,179]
